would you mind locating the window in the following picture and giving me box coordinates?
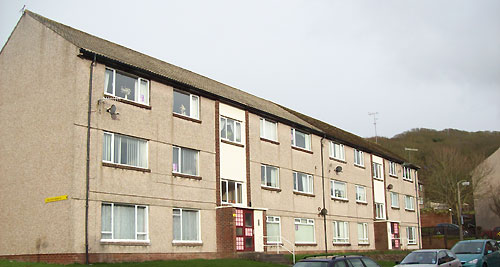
[293,172,313,194]
[375,203,385,219]
[403,167,412,181]
[358,223,369,244]
[372,162,383,179]
[101,203,148,241]
[419,197,424,205]
[221,179,243,204]
[407,226,416,244]
[105,68,149,105]
[103,132,148,169]
[261,164,279,188]
[354,149,364,166]
[291,128,311,150]
[294,218,315,244]
[172,146,199,176]
[173,91,199,119]
[333,221,349,244]
[266,216,281,243]
[260,118,277,141]
[391,192,400,208]
[405,195,415,211]
[220,117,242,144]
[173,208,200,242]
[389,161,397,176]
[331,180,347,200]
[355,185,367,203]
[330,142,345,161]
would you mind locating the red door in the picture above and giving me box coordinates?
[235,209,254,251]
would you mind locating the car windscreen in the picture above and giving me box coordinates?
[294,262,329,267]
[401,251,437,264]
[451,242,483,254]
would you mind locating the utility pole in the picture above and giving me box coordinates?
[457,180,470,240]
[368,112,379,143]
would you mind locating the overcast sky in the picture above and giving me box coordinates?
[1,0,499,138]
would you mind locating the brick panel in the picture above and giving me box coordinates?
[216,206,236,256]
[374,221,388,250]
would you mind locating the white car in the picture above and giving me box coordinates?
[395,249,462,267]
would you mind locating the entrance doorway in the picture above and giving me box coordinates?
[235,209,254,251]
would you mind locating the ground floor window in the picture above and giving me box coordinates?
[407,226,416,245]
[221,179,243,204]
[358,223,369,244]
[295,218,315,244]
[101,203,148,241]
[173,208,200,242]
[333,221,349,244]
[266,216,281,243]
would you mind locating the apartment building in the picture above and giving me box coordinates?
[0,11,420,264]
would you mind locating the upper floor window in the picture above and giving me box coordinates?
[291,128,311,151]
[294,218,315,244]
[354,149,364,167]
[358,223,369,244]
[173,208,200,242]
[105,68,149,105]
[389,162,397,176]
[101,203,148,241]
[330,142,345,161]
[220,117,242,144]
[375,202,385,220]
[221,179,243,204]
[333,221,349,244]
[266,216,281,244]
[405,195,415,211]
[261,164,279,189]
[403,167,412,181]
[372,162,383,180]
[293,172,313,194]
[260,118,277,141]
[331,180,347,200]
[173,146,199,176]
[355,185,367,203]
[103,132,147,169]
[173,91,199,120]
[391,192,400,208]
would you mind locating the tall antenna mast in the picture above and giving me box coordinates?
[368,112,379,143]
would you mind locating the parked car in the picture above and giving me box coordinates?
[451,239,500,267]
[293,255,380,267]
[435,223,469,237]
[481,227,500,240]
[394,249,461,267]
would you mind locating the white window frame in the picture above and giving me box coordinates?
[260,118,278,142]
[403,167,412,181]
[293,172,314,194]
[220,116,242,144]
[372,162,383,180]
[172,208,201,243]
[294,218,315,244]
[389,161,397,176]
[407,226,416,245]
[331,180,347,200]
[357,223,369,244]
[405,195,415,211]
[291,128,311,151]
[220,179,244,205]
[105,67,149,105]
[354,149,364,167]
[391,192,400,208]
[172,146,199,176]
[102,132,148,169]
[101,203,149,242]
[355,185,367,203]
[261,164,280,189]
[173,90,199,120]
[333,221,350,244]
[266,216,281,244]
[329,142,345,161]
[419,197,424,205]
[375,202,385,220]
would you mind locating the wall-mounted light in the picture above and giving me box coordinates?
[387,184,393,191]
[335,166,343,174]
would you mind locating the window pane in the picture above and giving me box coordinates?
[105,69,114,94]
[245,212,252,227]
[191,95,199,119]
[173,91,190,116]
[267,221,280,242]
[101,204,112,232]
[115,72,136,101]
[226,119,234,142]
[269,167,278,187]
[228,181,235,203]
[266,166,273,187]
[113,205,135,239]
[173,147,179,172]
[235,122,241,143]
[265,120,277,141]
[296,224,314,243]
[139,79,148,104]
[260,119,264,137]
[221,181,227,202]
[261,165,266,185]
[173,211,181,240]
[295,130,306,148]
[137,206,146,233]
[181,148,198,175]
[237,183,243,204]
[103,133,112,162]
[182,210,199,241]
[220,118,226,139]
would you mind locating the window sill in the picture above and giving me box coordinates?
[173,113,202,124]
[260,137,280,145]
[389,174,398,178]
[292,146,313,154]
[354,164,365,169]
[100,240,150,246]
[331,197,348,202]
[356,201,368,205]
[403,178,414,183]
[405,209,416,212]
[375,218,386,221]
[103,94,151,110]
[221,139,244,148]
[295,243,317,246]
[373,177,384,181]
[358,243,370,246]
[102,162,151,173]
[173,172,202,180]
[391,206,400,210]
[293,191,315,197]
[330,157,347,164]
[261,186,281,192]
[172,241,203,246]
[332,243,351,246]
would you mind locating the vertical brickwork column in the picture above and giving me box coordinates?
[383,159,389,220]
[374,221,389,250]
[263,210,267,252]
[215,101,221,206]
[245,110,251,206]
[216,206,236,257]
[370,154,376,219]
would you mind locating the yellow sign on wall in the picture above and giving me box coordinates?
[45,195,68,203]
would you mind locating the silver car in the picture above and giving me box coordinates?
[395,249,462,267]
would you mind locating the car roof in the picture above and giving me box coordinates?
[411,249,446,253]
[301,255,364,262]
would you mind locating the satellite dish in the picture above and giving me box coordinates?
[107,104,119,115]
